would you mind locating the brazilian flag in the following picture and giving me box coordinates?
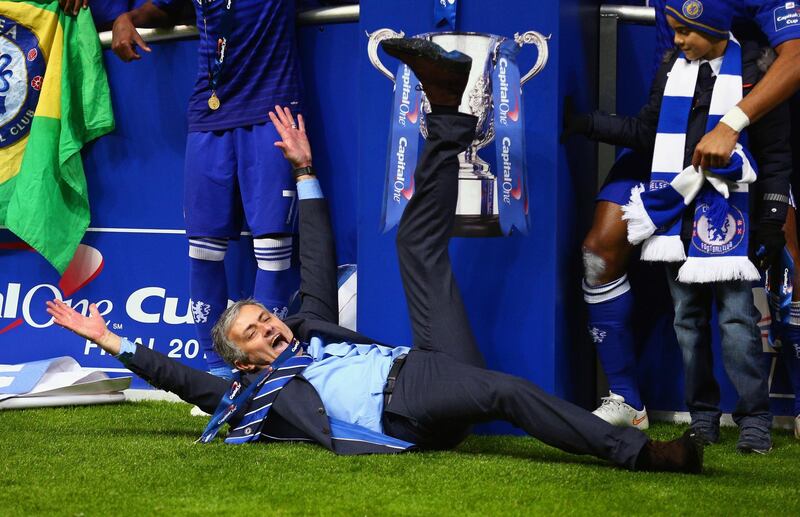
[0,1,113,273]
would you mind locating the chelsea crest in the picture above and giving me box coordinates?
[691,203,746,256]
[0,15,45,148]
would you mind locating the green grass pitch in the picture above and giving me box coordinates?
[1,401,799,516]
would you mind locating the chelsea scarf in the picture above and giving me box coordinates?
[622,35,760,283]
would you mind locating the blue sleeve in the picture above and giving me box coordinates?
[750,0,800,48]
[115,337,138,366]
[152,0,185,13]
[297,178,323,200]
[88,0,131,26]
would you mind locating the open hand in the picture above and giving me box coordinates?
[46,299,120,354]
[268,106,312,170]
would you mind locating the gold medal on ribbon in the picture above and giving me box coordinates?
[208,92,221,110]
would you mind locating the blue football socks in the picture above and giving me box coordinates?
[583,275,644,410]
[188,238,230,373]
[253,235,299,321]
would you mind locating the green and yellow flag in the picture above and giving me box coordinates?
[0,1,113,273]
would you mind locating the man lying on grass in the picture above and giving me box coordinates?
[47,38,705,473]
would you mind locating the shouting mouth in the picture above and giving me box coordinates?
[270,333,289,353]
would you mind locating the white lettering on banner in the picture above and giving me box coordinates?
[84,337,155,356]
[18,284,55,328]
[398,66,412,127]
[501,137,513,204]
[393,137,408,202]
[1,283,112,329]
[0,283,20,317]
[498,58,510,125]
[168,338,200,359]
[125,287,194,325]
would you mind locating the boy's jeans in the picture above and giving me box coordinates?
[665,263,772,432]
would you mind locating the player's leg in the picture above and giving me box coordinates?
[237,123,300,321]
[387,352,701,472]
[184,130,240,378]
[381,38,485,368]
[583,151,648,426]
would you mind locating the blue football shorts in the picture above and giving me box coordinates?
[596,148,652,206]
[184,122,295,238]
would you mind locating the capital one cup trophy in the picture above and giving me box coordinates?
[368,28,549,237]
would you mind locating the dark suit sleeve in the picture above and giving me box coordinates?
[588,54,673,154]
[125,344,230,414]
[292,197,339,324]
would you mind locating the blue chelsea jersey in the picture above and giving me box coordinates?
[733,0,800,48]
[153,0,303,132]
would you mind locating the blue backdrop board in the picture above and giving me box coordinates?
[356,0,600,434]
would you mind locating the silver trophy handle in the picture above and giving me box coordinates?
[366,28,406,83]
[514,31,550,86]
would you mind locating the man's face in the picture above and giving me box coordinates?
[227,304,295,372]
[667,15,717,61]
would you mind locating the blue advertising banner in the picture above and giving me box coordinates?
[0,230,257,389]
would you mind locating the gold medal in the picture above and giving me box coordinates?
[208,92,220,110]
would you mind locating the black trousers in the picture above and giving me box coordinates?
[383,112,649,469]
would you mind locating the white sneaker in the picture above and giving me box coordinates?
[794,415,799,440]
[190,405,211,417]
[592,392,649,430]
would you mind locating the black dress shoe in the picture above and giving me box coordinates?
[380,37,471,107]
[635,430,704,474]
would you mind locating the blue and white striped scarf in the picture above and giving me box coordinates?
[622,35,760,283]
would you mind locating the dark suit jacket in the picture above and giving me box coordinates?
[127,196,405,455]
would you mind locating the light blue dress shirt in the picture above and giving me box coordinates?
[303,335,410,434]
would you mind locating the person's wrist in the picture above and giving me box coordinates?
[96,329,122,355]
[719,106,749,133]
[293,164,314,181]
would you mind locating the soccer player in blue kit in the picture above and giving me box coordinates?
[562,0,800,437]
[110,0,304,379]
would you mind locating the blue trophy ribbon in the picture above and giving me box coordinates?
[434,0,457,29]
[382,63,422,232]
[492,40,529,235]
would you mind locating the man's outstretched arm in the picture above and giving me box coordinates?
[268,106,339,324]
[693,39,800,170]
[46,299,230,412]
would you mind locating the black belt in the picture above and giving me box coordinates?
[382,353,408,408]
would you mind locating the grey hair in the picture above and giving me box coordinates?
[211,298,269,366]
